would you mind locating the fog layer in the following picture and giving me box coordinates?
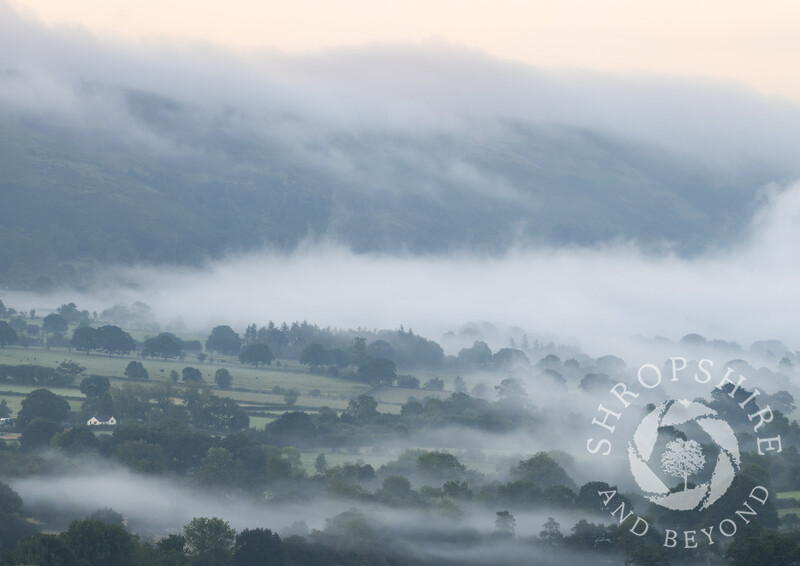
[1,179,795,355]
[3,0,800,355]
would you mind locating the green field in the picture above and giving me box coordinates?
[0,343,452,426]
[776,492,800,519]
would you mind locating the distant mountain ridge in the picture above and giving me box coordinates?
[0,90,787,291]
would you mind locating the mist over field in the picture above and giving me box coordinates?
[3,3,800,564]
[9,463,630,566]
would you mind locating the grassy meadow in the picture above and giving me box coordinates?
[0,339,453,428]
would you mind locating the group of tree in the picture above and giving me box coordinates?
[297,340,398,387]
[1,496,798,566]
[257,389,537,449]
[240,322,446,368]
[5,377,252,455]
[142,333,185,360]
[1,383,800,566]
[71,325,136,355]
[457,341,532,370]
[0,322,18,348]
[206,326,242,356]
[239,344,274,367]
[0,360,86,387]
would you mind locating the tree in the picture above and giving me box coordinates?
[417,451,466,481]
[89,507,125,526]
[495,377,529,407]
[156,534,189,566]
[315,453,328,474]
[214,368,232,389]
[52,426,101,455]
[366,339,396,362]
[80,375,111,399]
[283,389,299,406]
[143,333,183,360]
[63,518,136,566]
[495,510,516,536]
[661,438,705,491]
[238,344,273,367]
[493,348,531,369]
[20,418,61,451]
[356,357,396,387]
[243,323,258,347]
[234,528,283,566]
[765,390,797,415]
[726,531,800,566]
[0,321,18,348]
[184,517,236,566]
[71,326,98,353]
[540,517,563,544]
[9,317,27,334]
[7,533,76,566]
[57,302,89,324]
[380,475,413,502]
[124,360,149,380]
[264,411,317,447]
[54,360,86,385]
[43,313,68,335]
[112,440,167,474]
[182,367,203,383]
[0,399,10,418]
[510,452,576,490]
[0,482,23,514]
[183,340,203,352]
[346,394,379,422]
[457,341,493,368]
[17,388,71,428]
[299,343,327,367]
[443,479,472,499]
[95,325,136,356]
[196,447,236,485]
[423,377,444,391]
[397,375,420,389]
[625,542,671,566]
[206,326,242,356]
[351,336,367,365]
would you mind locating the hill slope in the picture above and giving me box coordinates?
[0,96,782,291]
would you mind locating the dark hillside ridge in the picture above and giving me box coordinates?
[0,98,782,291]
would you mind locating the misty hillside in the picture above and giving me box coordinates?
[3,4,800,292]
[0,94,782,291]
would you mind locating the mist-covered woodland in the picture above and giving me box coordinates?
[5,1,800,564]
[0,296,799,565]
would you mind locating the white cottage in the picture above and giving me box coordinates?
[87,415,117,426]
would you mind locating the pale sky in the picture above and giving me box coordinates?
[8,0,800,102]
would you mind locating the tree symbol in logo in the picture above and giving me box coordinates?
[660,439,705,492]
[628,399,740,511]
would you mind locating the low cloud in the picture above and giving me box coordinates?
[3,1,800,357]
[4,181,799,358]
